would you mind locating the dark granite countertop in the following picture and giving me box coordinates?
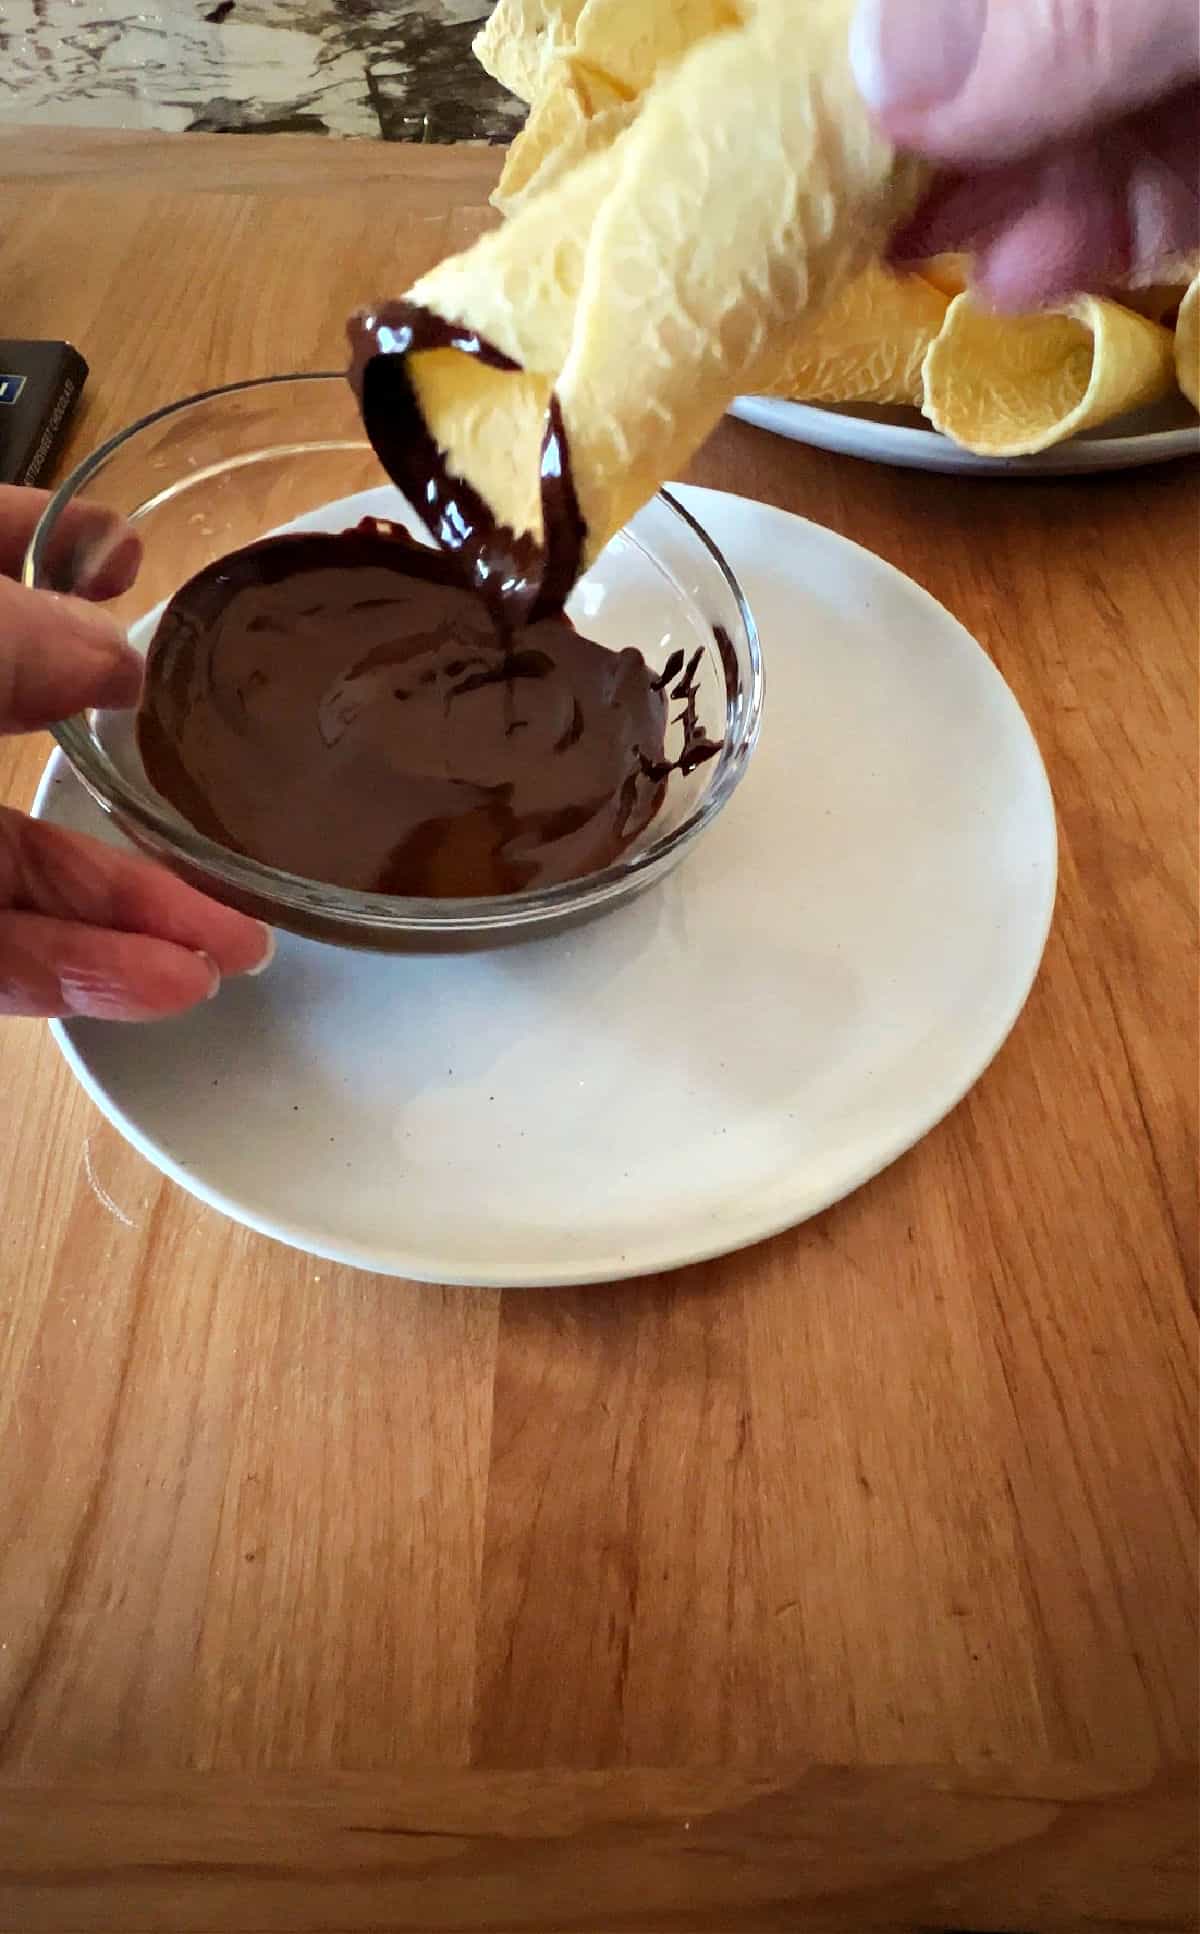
[0,0,523,141]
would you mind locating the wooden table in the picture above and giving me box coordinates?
[0,132,1196,1933]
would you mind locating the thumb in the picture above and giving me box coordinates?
[851,0,1200,164]
[0,575,143,733]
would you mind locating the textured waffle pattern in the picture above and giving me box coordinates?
[407,0,924,567]
[923,293,1177,456]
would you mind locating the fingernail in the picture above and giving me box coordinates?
[73,523,141,599]
[244,924,276,976]
[199,952,222,999]
[850,0,986,114]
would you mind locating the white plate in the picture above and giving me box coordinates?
[38,486,1057,1287]
[729,393,1200,474]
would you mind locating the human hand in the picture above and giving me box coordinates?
[0,485,274,1020]
[850,0,1200,309]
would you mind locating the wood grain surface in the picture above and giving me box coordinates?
[0,131,1196,1932]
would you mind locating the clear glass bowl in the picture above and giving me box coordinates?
[26,375,762,952]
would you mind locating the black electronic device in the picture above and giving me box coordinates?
[0,339,88,486]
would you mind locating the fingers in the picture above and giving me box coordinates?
[890,89,1200,308]
[0,809,275,980]
[0,484,146,734]
[0,913,220,1021]
[0,484,142,599]
[62,518,143,602]
[1121,86,1200,275]
[0,491,272,1025]
[852,0,1200,165]
[0,575,143,732]
[974,174,1127,311]
[890,153,1125,308]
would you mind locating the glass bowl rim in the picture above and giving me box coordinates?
[29,372,763,932]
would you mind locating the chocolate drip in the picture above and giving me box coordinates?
[642,645,724,782]
[132,316,729,903]
[344,303,726,784]
[347,302,585,627]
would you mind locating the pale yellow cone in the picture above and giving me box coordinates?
[916,253,970,300]
[395,0,925,573]
[492,57,637,214]
[1174,277,1199,412]
[564,0,744,95]
[764,260,950,407]
[473,0,589,103]
[492,0,741,213]
[921,292,1177,456]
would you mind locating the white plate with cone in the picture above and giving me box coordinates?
[729,393,1200,475]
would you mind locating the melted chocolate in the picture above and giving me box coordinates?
[345,303,728,788]
[347,302,585,626]
[136,309,727,904]
[646,646,724,780]
[136,522,674,899]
